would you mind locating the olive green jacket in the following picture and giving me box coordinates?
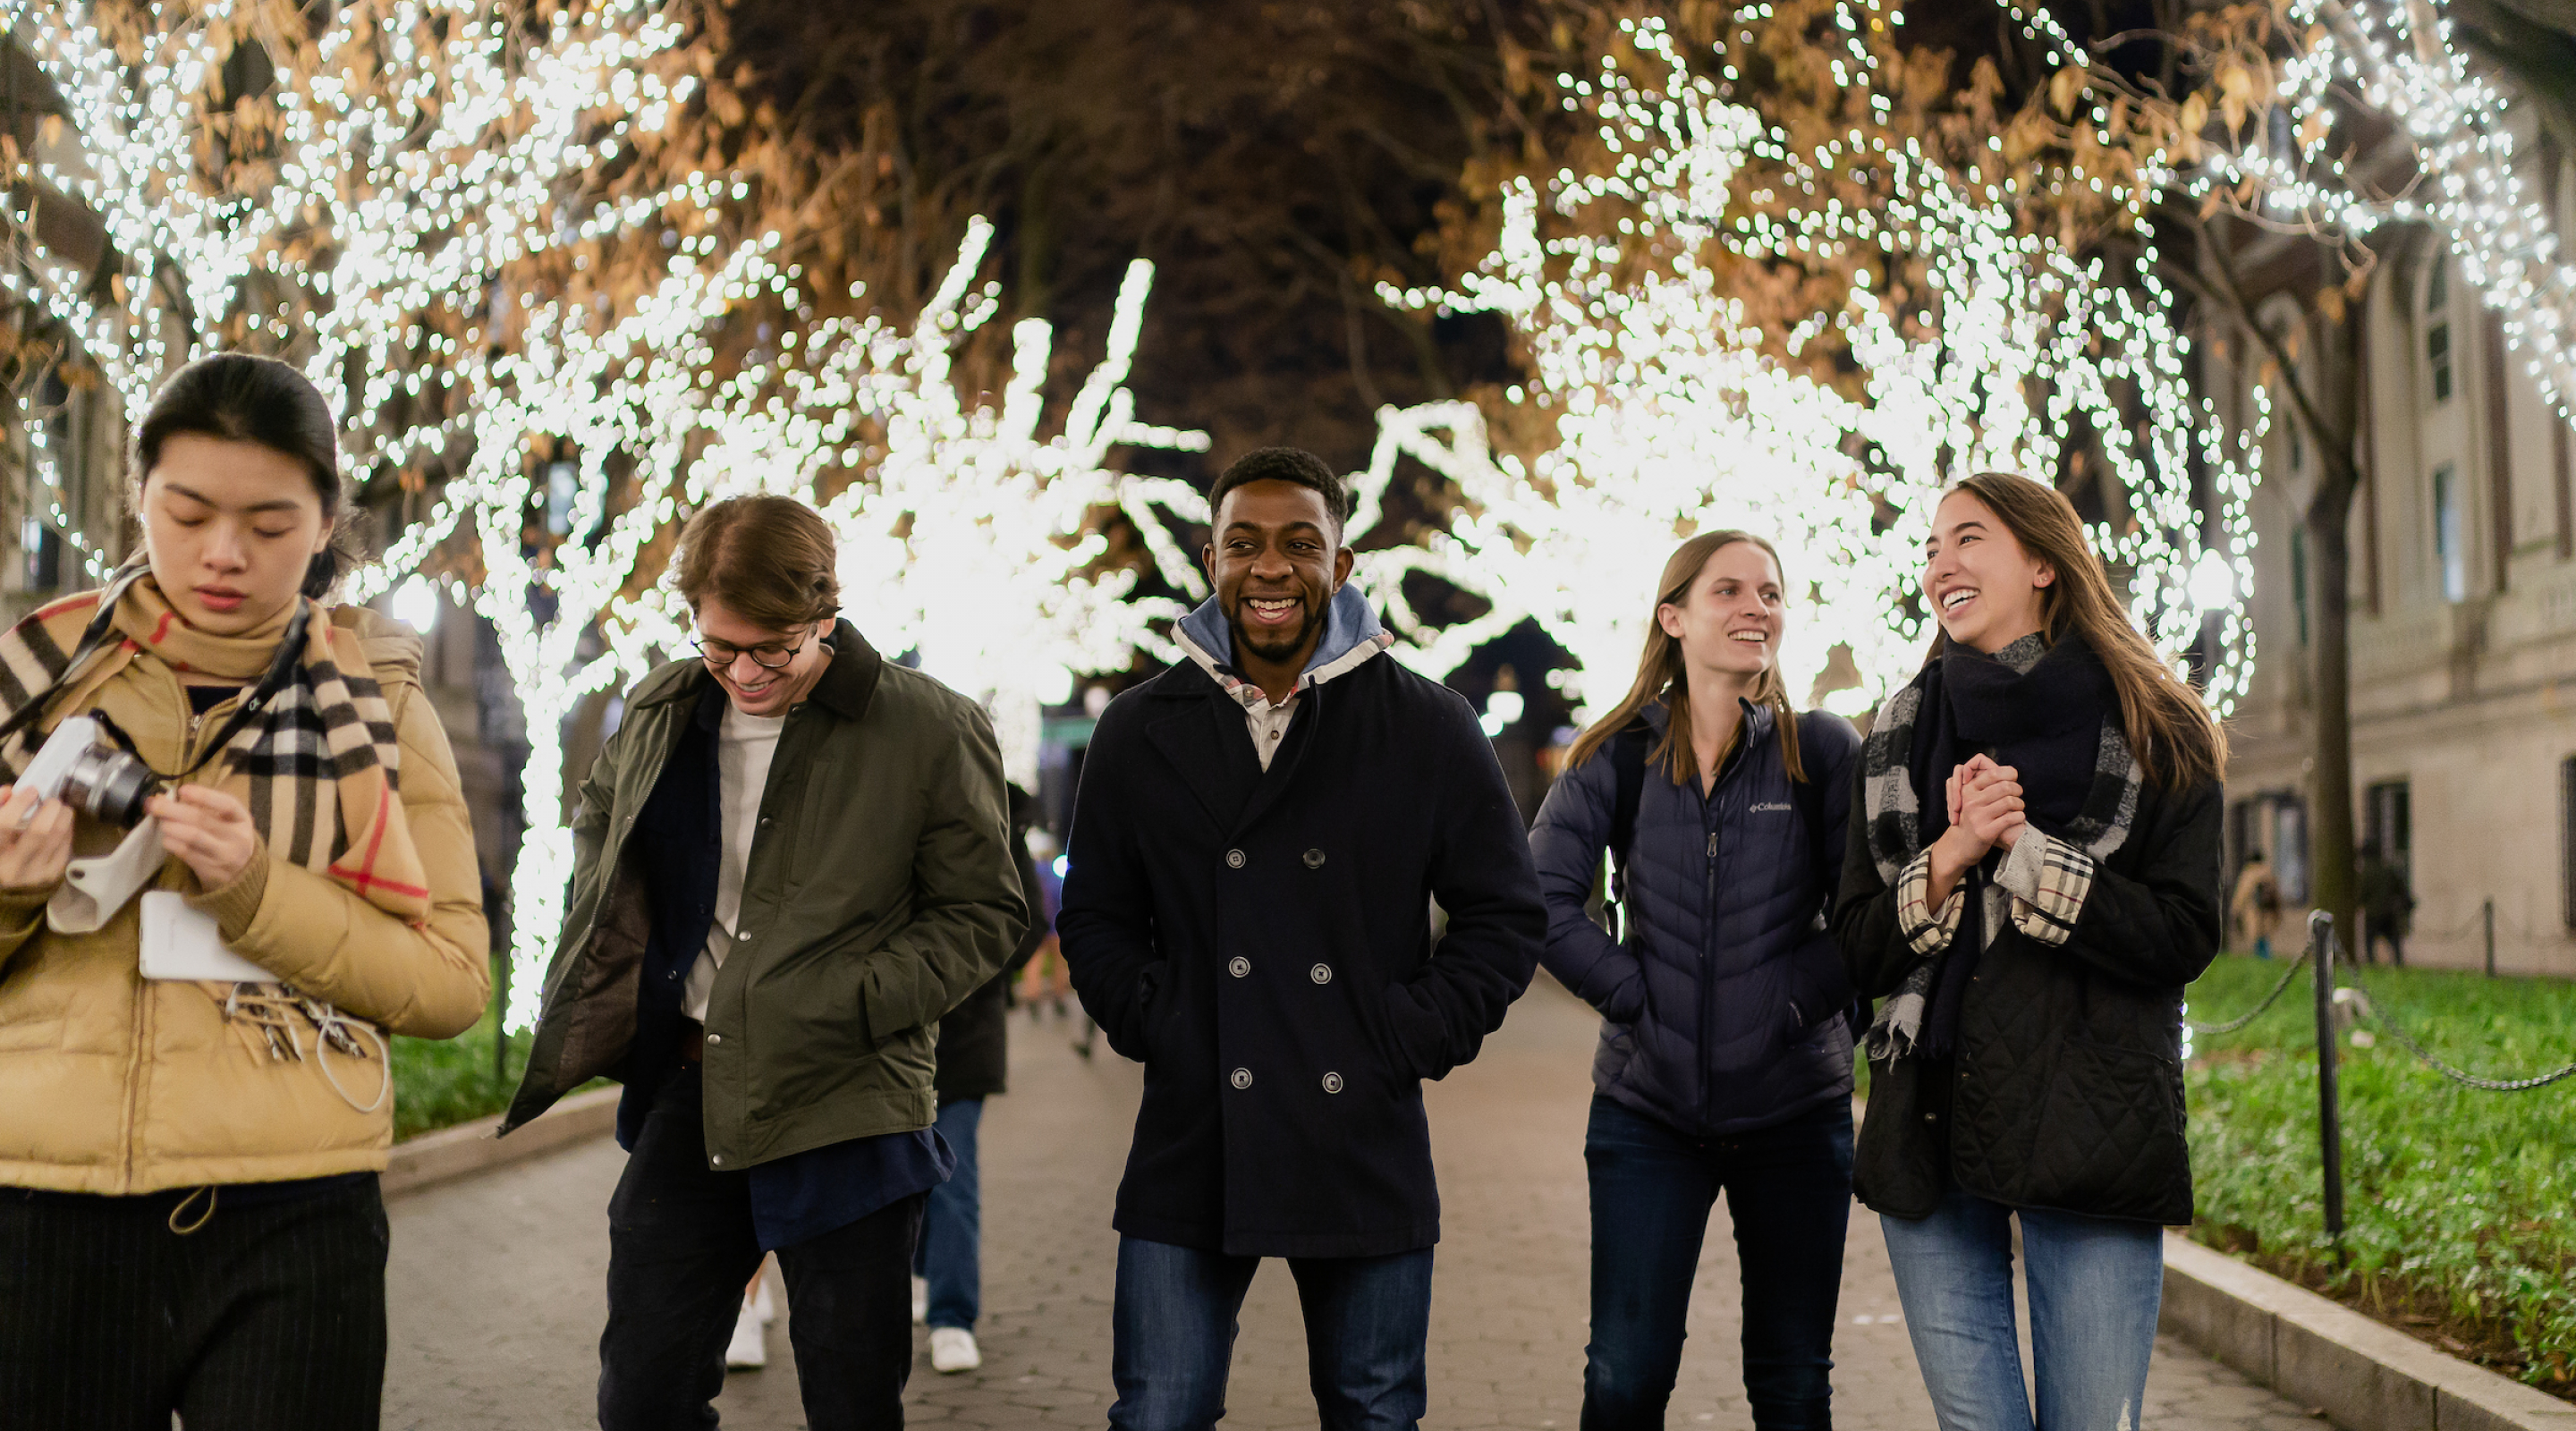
[501,622,1024,1168]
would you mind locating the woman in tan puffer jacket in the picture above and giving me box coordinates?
[0,353,487,1430]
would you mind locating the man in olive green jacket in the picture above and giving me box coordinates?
[504,495,1023,1429]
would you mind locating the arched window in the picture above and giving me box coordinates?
[2425,256,2453,404]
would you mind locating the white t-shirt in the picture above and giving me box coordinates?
[682,702,788,1022]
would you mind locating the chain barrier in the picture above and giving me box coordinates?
[2343,961,2576,1092]
[2184,944,2312,1035]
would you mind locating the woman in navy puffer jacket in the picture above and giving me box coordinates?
[1529,530,1861,1431]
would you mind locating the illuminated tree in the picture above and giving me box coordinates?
[1377,10,2260,724]
[0,4,1210,1031]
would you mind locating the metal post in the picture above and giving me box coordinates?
[2484,898,2496,978]
[2309,910,2345,1249]
[492,948,512,1093]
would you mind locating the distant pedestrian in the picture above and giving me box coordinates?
[2231,850,2281,959]
[910,783,1052,1376]
[503,495,1024,1431]
[1058,446,1546,1431]
[1834,473,2226,1431]
[0,353,491,1429]
[2356,842,2412,967]
[1527,531,1860,1431]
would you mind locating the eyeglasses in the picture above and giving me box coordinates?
[691,631,809,670]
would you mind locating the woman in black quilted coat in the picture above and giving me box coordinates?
[1833,472,2226,1431]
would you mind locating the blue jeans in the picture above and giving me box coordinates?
[1580,1095,1853,1431]
[1877,1183,2165,1431]
[1108,1235,1433,1431]
[911,1098,982,1331]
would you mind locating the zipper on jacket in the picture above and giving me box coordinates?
[122,972,148,1193]
[1700,778,1721,1122]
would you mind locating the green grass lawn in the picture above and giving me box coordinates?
[2183,953,2576,1391]
[388,1015,533,1144]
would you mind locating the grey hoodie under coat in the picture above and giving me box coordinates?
[1528,699,1861,1138]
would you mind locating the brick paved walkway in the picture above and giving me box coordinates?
[384,979,2323,1430]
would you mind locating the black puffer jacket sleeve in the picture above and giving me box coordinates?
[1782,715,1860,1030]
[1834,753,1913,1002]
[1527,748,1646,1026]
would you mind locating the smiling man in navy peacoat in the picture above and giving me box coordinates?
[1058,447,1546,1430]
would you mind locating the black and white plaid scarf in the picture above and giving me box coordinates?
[1860,631,2140,1061]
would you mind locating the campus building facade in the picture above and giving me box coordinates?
[2214,136,2576,978]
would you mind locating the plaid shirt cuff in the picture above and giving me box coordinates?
[1996,830,2094,945]
[1895,848,1964,955]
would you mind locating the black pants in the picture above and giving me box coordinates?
[2364,918,2406,966]
[0,1176,388,1431]
[1580,1096,1853,1431]
[599,1065,927,1431]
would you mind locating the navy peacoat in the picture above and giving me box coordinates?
[1057,638,1545,1259]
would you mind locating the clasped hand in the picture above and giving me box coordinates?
[1927,755,2025,898]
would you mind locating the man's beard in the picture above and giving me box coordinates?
[1229,595,1323,668]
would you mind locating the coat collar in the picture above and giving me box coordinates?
[1640,690,1775,743]
[632,617,885,724]
[1171,583,1392,704]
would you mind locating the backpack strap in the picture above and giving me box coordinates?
[1788,709,1830,886]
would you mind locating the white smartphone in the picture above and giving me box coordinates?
[137,891,274,983]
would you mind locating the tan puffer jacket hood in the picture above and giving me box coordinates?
[0,605,490,1195]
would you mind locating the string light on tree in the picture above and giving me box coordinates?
[2009,0,2576,428]
[1377,13,2260,718]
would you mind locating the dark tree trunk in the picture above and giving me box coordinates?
[2304,480,2359,944]
[2297,301,2368,948]
[2188,219,2367,944]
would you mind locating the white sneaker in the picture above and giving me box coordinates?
[724,1299,767,1370]
[928,1325,981,1374]
[911,1274,928,1325]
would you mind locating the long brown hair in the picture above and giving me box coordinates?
[1929,472,2227,789]
[1567,531,1807,785]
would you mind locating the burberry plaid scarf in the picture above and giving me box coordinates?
[0,566,429,923]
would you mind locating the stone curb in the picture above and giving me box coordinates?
[2162,1232,2576,1431]
[381,1087,622,1202]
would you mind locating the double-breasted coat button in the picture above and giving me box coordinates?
[1228,956,1250,978]
[1322,1072,1344,1094]
[1302,848,1326,868]
[1225,849,1247,869]
[1309,963,1333,985]
[1230,1067,1253,1089]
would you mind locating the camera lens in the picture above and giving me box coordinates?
[61,747,161,828]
